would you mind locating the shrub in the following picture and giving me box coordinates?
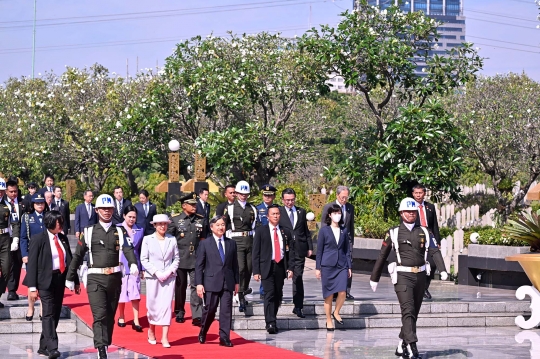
[463,226,526,247]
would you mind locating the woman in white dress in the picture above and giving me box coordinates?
[140,214,179,348]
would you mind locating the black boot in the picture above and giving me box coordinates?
[395,339,410,358]
[409,342,422,359]
[97,346,108,359]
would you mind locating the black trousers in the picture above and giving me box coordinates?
[87,273,122,348]
[0,236,11,296]
[292,255,306,309]
[39,271,66,352]
[200,287,233,342]
[425,253,436,290]
[347,238,353,292]
[174,268,202,319]
[395,271,426,344]
[233,236,252,298]
[7,246,21,293]
[261,260,285,326]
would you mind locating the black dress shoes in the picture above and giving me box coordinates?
[97,346,108,359]
[266,323,277,334]
[7,292,19,301]
[395,340,410,357]
[117,319,126,328]
[239,299,248,312]
[198,330,206,344]
[292,307,305,318]
[132,323,143,332]
[48,349,61,359]
[219,338,234,347]
[346,293,355,300]
[423,289,432,300]
[37,348,49,356]
[244,287,253,295]
[192,317,202,326]
[410,342,422,359]
[175,315,185,323]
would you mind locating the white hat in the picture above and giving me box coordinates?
[0,178,5,191]
[235,180,250,194]
[95,194,115,208]
[150,214,171,224]
[398,197,418,212]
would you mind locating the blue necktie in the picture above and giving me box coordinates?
[218,238,225,264]
[289,209,294,227]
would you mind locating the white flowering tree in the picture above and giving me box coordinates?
[152,32,328,187]
[450,73,540,222]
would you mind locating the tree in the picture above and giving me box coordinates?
[450,73,540,222]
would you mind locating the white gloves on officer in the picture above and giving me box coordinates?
[370,280,378,292]
[129,264,139,277]
[440,271,448,281]
[10,237,19,251]
[65,280,75,291]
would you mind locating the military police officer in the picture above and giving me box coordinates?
[65,194,138,359]
[167,192,206,325]
[370,198,448,359]
[255,184,276,299]
[0,178,18,308]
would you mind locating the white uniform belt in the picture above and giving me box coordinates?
[396,265,426,273]
[0,228,9,234]
[87,266,122,275]
[230,231,252,237]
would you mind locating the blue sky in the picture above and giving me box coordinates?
[0,0,538,81]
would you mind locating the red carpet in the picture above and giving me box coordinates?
[17,270,312,359]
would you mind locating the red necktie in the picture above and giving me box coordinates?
[418,204,427,227]
[54,234,66,273]
[273,227,281,263]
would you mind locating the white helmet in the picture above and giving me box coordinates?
[95,194,115,208]
[235,180,250,194]
[0,178,5,191]
[398,197,418,212]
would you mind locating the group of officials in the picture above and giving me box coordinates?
[1,172,447,359]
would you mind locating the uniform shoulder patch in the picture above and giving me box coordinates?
[171,213,181,217]
[195,213,204,218]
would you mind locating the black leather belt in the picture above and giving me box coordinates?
[52,269,61,274]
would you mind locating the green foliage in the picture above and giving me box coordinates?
[439,226,454,239]
[504,211,540,251]
[457,193,498,217]
[464,226,525,247]
[357,212,399,239]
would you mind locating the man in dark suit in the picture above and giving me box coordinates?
[196,187,211,224]
[278,188,313,318]
[26,210,80,359]
[252,204,294,334]
[215,185,236,216]
[412,184,441,300]
[74,190,97,239]
[112,186,132,225]
[21,182,38,214]
[38,175,55,196]
[196,215,239,347]
[134,189,156,235]
[4,179,24,300]
[50,186,70,235]
[321,185,355,300]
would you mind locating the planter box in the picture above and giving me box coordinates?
[459,244,532,289]
[352,237,391,275]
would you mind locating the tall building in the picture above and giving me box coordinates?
[360,0,466,74]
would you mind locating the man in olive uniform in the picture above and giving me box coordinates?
[4,179,24,300]
[225,180,257,312]
[167,192,206,325]
[370,198,448,359]
[255,184,276,299]
[0,178,18,307]
[65,194,138,359]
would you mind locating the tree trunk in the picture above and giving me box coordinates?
[124,168,138,196]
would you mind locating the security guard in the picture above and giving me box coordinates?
[0,178,17,308]
[255,184,276,299]
[225,180,257,312]
[370,198,448,359]
[167,192,206,325]
[65,194,138,359]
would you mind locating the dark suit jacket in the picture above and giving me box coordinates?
[252,224,295,280]
[25,231,79,290]
[414,201,440,243]
[50,198,70,234]
[321,201,355,242]
[195,235,239,293]
[315,225,352,269]
[74,202,97,234]
[196,200,211,221]
[134,201,157,235]
[3,196,24,239]
[278,206,313,257]
[215,201,233,217]
[112,198,132,225]
[38,187,55,196]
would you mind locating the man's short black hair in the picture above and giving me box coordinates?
[6,180,18,188]
[139,189,149,198]
[83,189,93,196]
[44,174,55,182]
[412,184,426,192]
[43,210,64,230]
[281,188,296,198]
[114,186,123,191]
[53,186,62,192]
[267,203,280,210]
[198,187,209,195]
[223,185,235,194]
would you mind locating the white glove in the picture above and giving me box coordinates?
[129,264,139,277]
[78,263,88,288]
[370,280,378,292]
[10,237,19,251]
[440,271,448,281]
[65,280,75,291]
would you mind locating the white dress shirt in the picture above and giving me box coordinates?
[268,224,284,261]
[213,235,225,256]
[404,222,415,231]
[99,220,112,232]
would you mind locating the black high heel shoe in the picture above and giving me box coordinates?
[25,310,34,321]
[326,323,335,332]
[332,312,344,325]
[117,319,126,328]
[132,323,143,332]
